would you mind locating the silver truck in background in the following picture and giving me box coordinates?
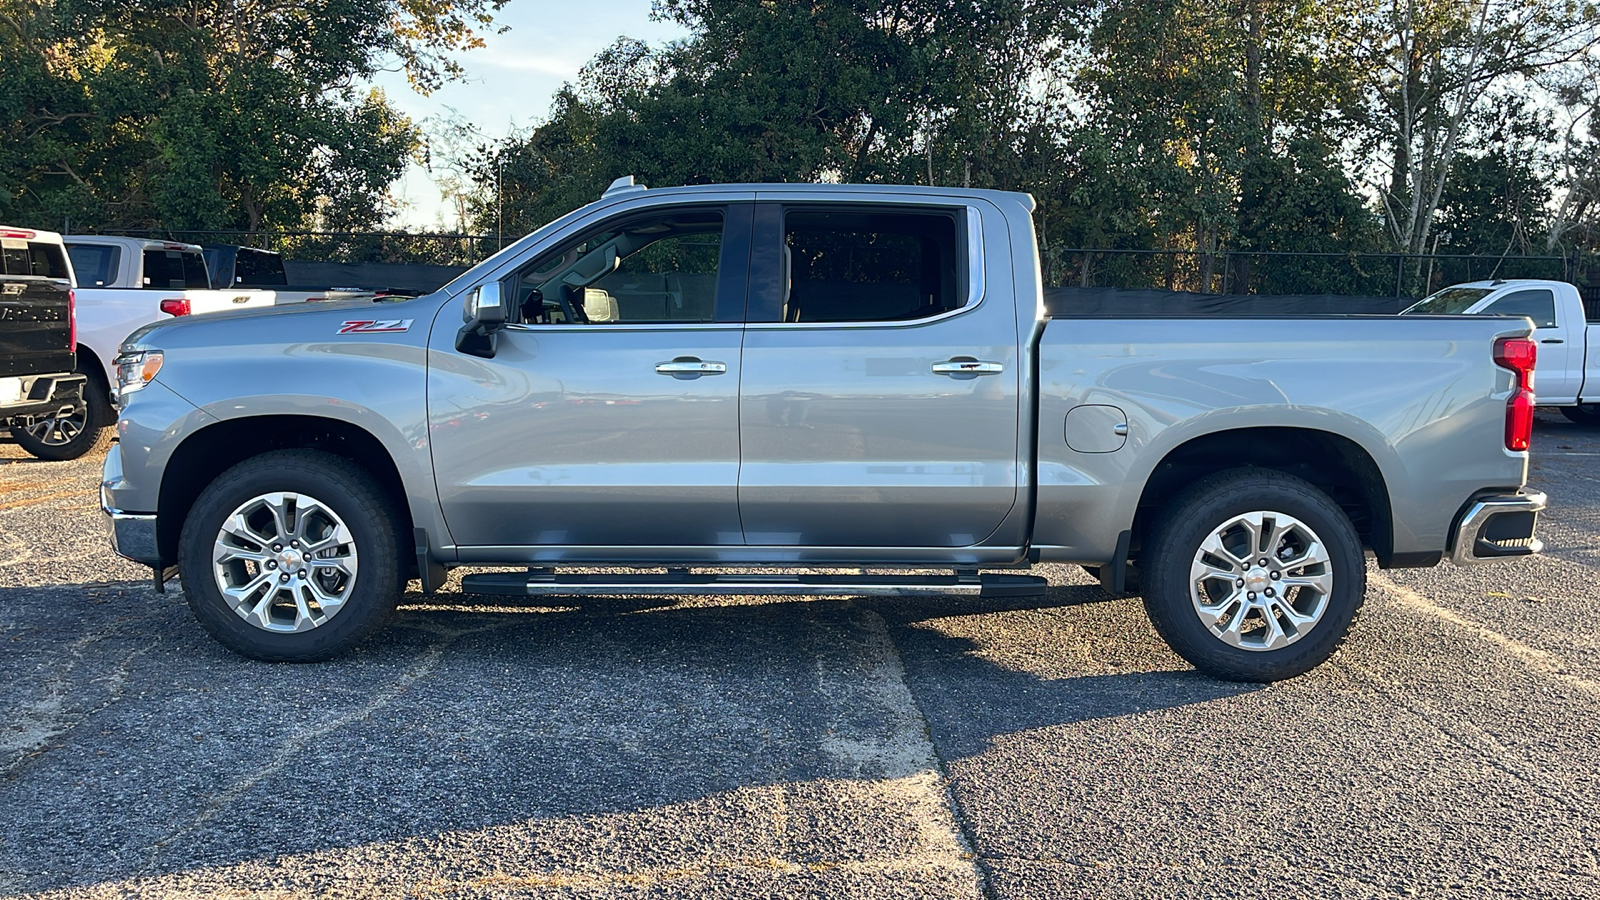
[101,180,1546,681]
[1404,279,1600,424]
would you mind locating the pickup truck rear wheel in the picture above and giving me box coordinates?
[1561,404,1600,426]
[178,449,404,662]
[11,370,114,461]
[1142,469,1365,682]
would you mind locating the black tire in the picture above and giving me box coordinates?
[11,368,115,461]
[1142,468,1365,682]
[1561,404,1600,426]
[178,449,405,661]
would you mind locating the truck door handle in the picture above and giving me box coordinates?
[1541,339,1564,344]
[655,357,727,378]
[932,358,1004,377]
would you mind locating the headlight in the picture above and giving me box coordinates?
[114,349,164,400]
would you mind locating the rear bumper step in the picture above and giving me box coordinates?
[0,373,84,425]
[1450,490,1546,565]
[460,571,1048,599]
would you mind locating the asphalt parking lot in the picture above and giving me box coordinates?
[2,414,1598,899]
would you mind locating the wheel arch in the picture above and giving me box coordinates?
[1130,426,1397,566]
[156,415,415,568]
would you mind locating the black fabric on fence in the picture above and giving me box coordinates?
[1043,287,1403,317]
[282,260,469,294]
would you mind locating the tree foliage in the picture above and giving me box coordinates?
[0,0,503,231]
[462,0,1600,291]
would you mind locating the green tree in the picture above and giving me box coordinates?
[0,0,503,232]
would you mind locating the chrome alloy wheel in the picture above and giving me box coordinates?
[1189,510,1333,652]
[23,405,87,447]
[211,491,360,633]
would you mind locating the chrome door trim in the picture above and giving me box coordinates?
[502,322,745,334]
[655,359,728,376]
[932,360,1004,376]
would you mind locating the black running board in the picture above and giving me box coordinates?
[460,570,1047,599]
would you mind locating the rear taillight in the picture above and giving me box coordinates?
[67,289,76,354]
[159,297,190,317]
[1494,336,1537,451]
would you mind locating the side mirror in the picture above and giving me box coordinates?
[456,282,508,358]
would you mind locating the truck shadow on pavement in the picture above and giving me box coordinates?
[0,577,1258,893]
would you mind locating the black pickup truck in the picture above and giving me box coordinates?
[1,227,95,460]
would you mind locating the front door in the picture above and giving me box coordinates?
[428,203,752,548]
[736,201,1021,547]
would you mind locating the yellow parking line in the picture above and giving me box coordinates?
[1371,571,1600,699]
[0,491,85,512]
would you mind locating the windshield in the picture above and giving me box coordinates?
[1403,286,1493,315]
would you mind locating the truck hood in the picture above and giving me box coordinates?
[121,292,444,351]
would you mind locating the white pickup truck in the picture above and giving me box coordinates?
[1403,279,1600,424]
[46,236,276,457]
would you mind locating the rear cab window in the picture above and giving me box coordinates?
[2,237,70,279]
[142,247,209,289]
[67,244,121,286]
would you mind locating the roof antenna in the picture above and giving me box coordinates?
[602,175,647,199]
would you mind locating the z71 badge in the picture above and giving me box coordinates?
[338,319,413,334]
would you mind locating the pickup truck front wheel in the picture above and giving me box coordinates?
[178,450,405,662]
[1142,469,1365,682]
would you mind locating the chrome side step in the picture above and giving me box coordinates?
[459,571,1048,599]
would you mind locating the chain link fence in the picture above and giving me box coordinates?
[85,230,1590,303]
[1041,248,1577,299]
[96,229,507,267]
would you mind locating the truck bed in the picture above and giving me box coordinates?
[1033,314,1533,564]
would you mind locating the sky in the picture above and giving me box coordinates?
[367,1,689,230]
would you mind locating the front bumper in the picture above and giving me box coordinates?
[103,506,160,566]
[1450,490,1546,565]
[100,444,162,566]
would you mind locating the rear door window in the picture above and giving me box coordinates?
[142,248,209,289]
[775,210,963,323]
[67,244,121,286]
[1483,290,1557,328]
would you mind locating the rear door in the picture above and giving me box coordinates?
[735,199,1021,548]
[0,233,73,378]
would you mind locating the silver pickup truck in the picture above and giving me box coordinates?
[100,180,1545,681]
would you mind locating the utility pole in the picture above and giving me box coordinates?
[497,154,504,251]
